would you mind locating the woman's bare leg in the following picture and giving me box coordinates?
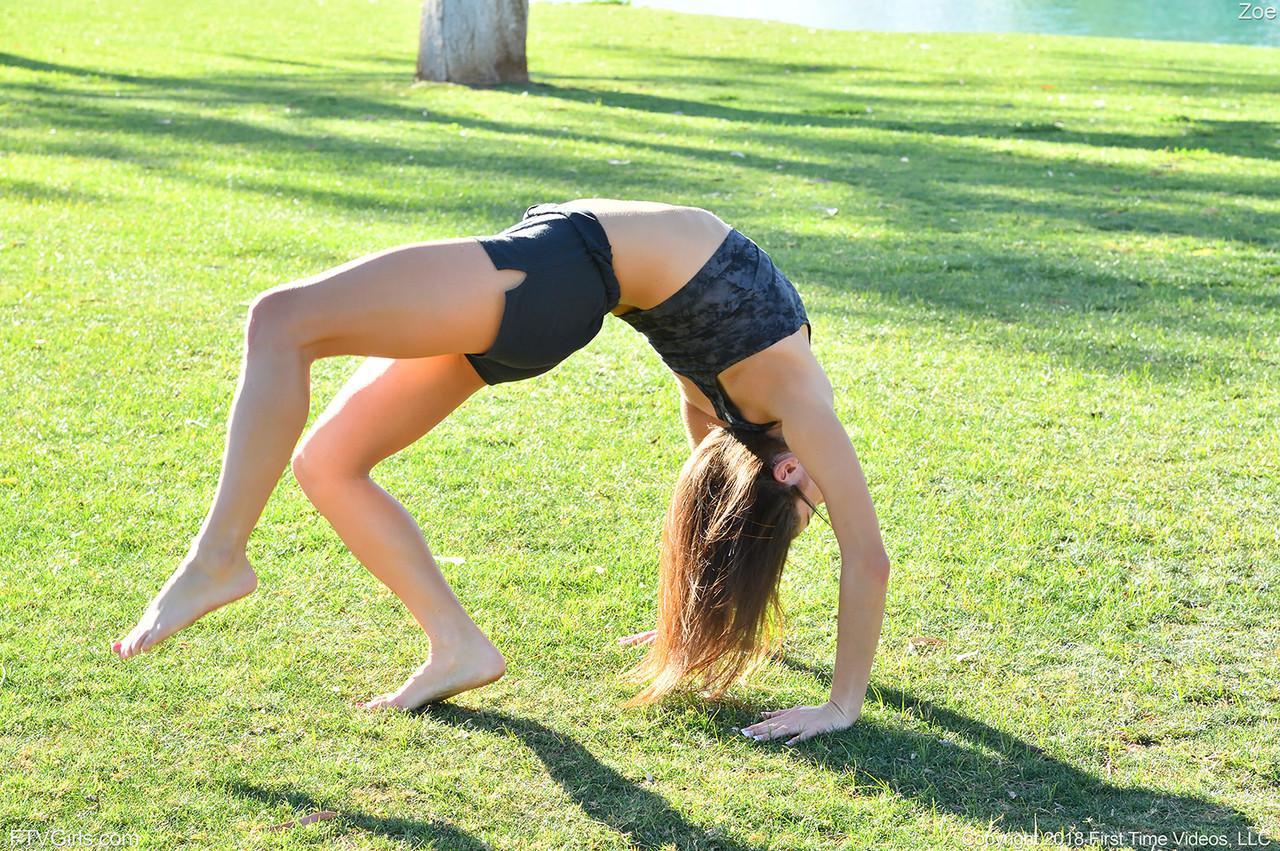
[290,353,505,710]
[112,237,522,660]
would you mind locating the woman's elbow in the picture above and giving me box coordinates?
[849,548,891,584]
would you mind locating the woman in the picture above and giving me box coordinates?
[111,199,890,746]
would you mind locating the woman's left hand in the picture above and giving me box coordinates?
[740,699,855,746]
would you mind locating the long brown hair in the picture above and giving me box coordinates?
[621,426,804,706]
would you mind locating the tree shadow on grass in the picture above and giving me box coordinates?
[229,781,489,848]
[754,655,1271,848]
[784,245,1280,382]
[0,177,109,204]
[6,49,1275,244]
[4,48,1277,387]
[528,65,1280,163]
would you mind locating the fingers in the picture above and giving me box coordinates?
[744,723,795,743]
[741,715,792,741]
[746,707,796,732]
[742,707,829,745]
[748,719,819,745]
[743,710,788,734]
[617,629,657,646]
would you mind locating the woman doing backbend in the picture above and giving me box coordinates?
[111,199,891,746]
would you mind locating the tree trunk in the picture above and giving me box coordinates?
[416,0,529,86]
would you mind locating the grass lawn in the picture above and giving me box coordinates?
[2,0,1278,847]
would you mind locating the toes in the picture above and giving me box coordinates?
[384,690,417,711]
[122,629,148,659]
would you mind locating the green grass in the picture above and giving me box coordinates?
[2,1,1279,847]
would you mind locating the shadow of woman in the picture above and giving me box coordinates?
[770,656,1269,848]
[228,675,1267,850]
[424,704,763,851]
[229,781,489,848]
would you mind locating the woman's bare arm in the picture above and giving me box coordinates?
[742,366,890,744]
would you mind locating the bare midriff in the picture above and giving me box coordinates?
[554,198,733,317]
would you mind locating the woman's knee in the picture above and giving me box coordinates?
[246,286,309,351]
[290,439,368,497]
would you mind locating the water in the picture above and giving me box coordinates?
[538,0,1280,47]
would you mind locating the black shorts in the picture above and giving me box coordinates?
[464,203,621,384]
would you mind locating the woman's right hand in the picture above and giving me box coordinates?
[617,629,657,647]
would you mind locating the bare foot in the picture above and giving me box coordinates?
[618,629,657,647]
[111,549,258,660]
[357,636,506,712]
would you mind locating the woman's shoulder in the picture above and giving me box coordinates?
[720,326,830,426]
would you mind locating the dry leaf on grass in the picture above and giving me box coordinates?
[266,810,337,832]
[905,635,946,655]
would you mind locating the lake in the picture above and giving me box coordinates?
[538,0,1280,47]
